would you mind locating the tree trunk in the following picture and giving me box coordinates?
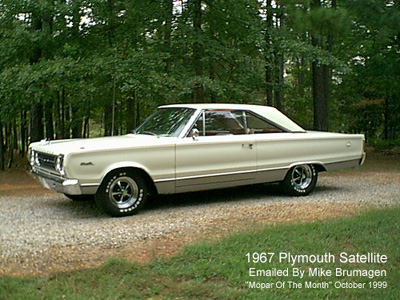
[265,0,274,106]
[61,89,66,138]
[4,125,8,150]
[55,91,62,139]
[104,104,112,136]
[296,54,306,98]
[29,10,44,143]
[12,118,18,151]
[30,102,44,142]
[45,101,54,139]
[126,91,136,133]
[83,117,89,138]
[64,100,70,138]
[274,51,284,111]
[164,0,173,72]
[193,0,204,102]
[7,122,15,168]
[311,0,329,131]
[208,1,216,103]
[71,105,82,138]
[274,4,284,111]
[0,123,4,171]
[83,100,90,138]
[312,60,328,131]
[135,101,140,128]
[384,97,389,140]
[20,110,27,157]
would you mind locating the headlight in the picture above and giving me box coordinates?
[29,150,39,166]
[28,149,34,166]
[34,152,40,166]
[55,154,64,174]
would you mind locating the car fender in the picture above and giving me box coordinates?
[100,161,154,185]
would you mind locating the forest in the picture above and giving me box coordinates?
[0,0,399,170]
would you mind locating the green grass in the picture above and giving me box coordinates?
[1,206,399,300]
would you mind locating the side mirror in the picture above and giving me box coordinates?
[191,128,199,140]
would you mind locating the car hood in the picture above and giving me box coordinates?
[29,134,173,156]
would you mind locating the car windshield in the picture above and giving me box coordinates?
[134,107,195,137]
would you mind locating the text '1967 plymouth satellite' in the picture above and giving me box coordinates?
[29,104,366,217]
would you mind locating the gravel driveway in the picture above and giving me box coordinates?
[1,169,399,276]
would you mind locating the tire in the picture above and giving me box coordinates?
[64,194,94,201]
[281,164,318,196]
[95,170,148,217]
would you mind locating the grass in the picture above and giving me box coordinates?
[1,206,399,300]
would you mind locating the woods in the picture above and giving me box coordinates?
[0,0,399,170]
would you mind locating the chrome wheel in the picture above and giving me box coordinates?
[96,170,148,217]
[291,165,313,190]
[108,176,139,209]
[281,164,317,196]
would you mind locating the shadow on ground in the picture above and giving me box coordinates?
[52,181,342,218]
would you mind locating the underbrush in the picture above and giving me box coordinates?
[368,138,400,153]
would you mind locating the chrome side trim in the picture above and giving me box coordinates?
[154,165,308,184]
[154,178,175,183]
[80,183,100,187]
[152,158,363,195]
[176,169,257,181]
[257,166,289,173]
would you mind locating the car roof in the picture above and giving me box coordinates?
[159,103,305,132]
[160,103,271,110]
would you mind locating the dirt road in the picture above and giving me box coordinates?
[0,153,399,276]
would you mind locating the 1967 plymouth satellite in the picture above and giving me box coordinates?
[29,104,366,217]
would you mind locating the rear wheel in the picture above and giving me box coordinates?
[281,164,318,196]
[95,170,148,217]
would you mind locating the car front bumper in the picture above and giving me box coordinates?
[32,168,82,195]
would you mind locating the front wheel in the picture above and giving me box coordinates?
[281,164,318,196]
[95,170,148,217]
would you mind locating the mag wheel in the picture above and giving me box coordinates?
[281,164,318,196]
[96,170,148,217]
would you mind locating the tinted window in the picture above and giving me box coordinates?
[192,109,283,136]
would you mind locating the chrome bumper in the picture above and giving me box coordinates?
[360,152,366,166]
[32,168,82,195]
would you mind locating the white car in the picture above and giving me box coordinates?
[29,104,366,217]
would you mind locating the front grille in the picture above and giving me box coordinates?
[37,152,57,170]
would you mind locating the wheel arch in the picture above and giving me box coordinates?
[312,163,327,173]
[99,163,158,196]
[288,161,327,173]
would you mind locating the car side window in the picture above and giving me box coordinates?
[194,111,244,136]
[245,111,283,134]
[191,109,283,136]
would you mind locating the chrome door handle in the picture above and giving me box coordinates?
[242,143,254,149]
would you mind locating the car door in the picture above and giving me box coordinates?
[244,111,292,184]
[175,110,257,193]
